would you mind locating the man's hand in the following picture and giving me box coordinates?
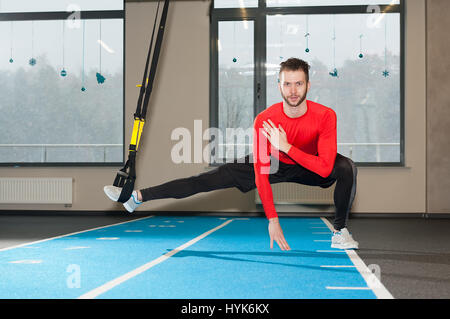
[262,119,292,154]
[268,217,291,251]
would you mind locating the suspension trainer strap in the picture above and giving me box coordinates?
[114,0,170,203]
[135,0,161,119]
[140,0,169,120]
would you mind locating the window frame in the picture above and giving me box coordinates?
[0,4,125,167]
[210,0,405,167]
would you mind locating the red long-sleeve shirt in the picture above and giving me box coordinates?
[252,100,337,219]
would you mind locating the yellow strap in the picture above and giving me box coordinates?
[130,119,145,151]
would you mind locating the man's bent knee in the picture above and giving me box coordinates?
[334,155,357,179]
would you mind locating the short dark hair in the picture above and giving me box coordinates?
[279,58,310,82]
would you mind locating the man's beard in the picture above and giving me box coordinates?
[282,89,308,108]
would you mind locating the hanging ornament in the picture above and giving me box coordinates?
[232,22,237,63]
[29,21,36,66]
[279,18,284,60]
[359,34,364,59]
[329,16,338,77]
[329,68,338,77]
[305,33,310,53]
[9,22,14,63]
[81,20,86,91]
[96,73,105,84]
[96,19,106,84]
[382,17,389,77]
[358,16,365,59]
[305,16,310,53]
[61,20,67,77]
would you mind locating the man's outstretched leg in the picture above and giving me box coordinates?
[104,156,257,213]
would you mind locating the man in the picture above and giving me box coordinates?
[104,58,359,250]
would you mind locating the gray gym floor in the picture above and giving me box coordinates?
[343,217,450,299]
[0,212,449,299]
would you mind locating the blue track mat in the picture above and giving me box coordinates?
[0,216,390,299]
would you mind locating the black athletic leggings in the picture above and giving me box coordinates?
[140,153,357,231]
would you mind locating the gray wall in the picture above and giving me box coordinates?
[426,0,450,214]
[0,0,445,215]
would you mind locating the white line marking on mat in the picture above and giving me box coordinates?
[9,260,42,264]
[326,287,371,290]
[78,219,234,299]
[316,250,346,253]
[0,216,154,252]
[64,246,90,250]
[320,217,394,299]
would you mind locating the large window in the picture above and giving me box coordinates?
[211,0,404,165]
[217,20,255,160]
[0,1,124,165]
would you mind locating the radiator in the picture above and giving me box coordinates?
[0,178,73,204]
[255,182,335,205]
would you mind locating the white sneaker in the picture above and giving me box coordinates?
[331,228,359,250]
[103,185,142,213]
[104,185,122,202]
